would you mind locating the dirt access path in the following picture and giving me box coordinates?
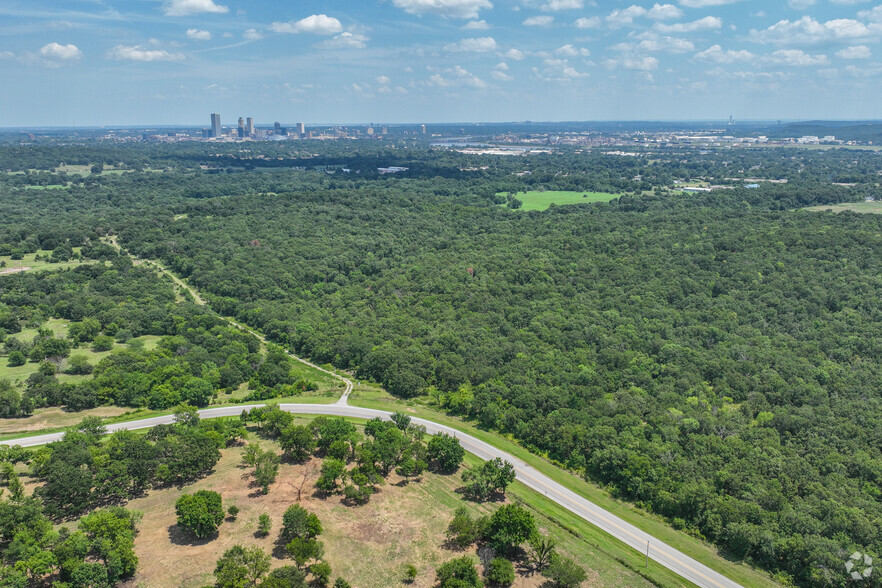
[105,237,353,403]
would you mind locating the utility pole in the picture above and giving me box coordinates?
[645,541,650,568]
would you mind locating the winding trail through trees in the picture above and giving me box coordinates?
[144,259,354,404]
[2,252,743,588]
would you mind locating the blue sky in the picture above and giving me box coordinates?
[2,0,882,126]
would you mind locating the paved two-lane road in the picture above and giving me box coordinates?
[2,403,741,588]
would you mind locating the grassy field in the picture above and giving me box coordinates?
[54,163,130,176]
[803,201,882,214]
[86,422,669,588]
[0,250,98,275]
[21,184,71,190]
[348,384,778,588]
[497,191,619,211]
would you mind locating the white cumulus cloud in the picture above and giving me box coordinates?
[505,48,526,60]
[542,0,583,10]
[574,16,601,28]
[462,20,490,29]
[163,0,228,16]
[108,45,184,61]
[694,44,755,63]
[444,36,498,51]
[836,45,871,59]
[317,32,369,49]
[750,16,878,45]
[270,15,343,35]
[524,15,554,25]
[392,0,492,19]
[556,44,591,56]
[607,6,648,27]
[533,58,589,81]
[637,36,694,53]
[604,55,659,70]
[39,42,82,60]
[765,49,828,66]
[428,65,487,88]
[655,16,722,33]
[186,28,211,40]
[679,0,742,6]
[648,3,683,19]
[243,28,263,40]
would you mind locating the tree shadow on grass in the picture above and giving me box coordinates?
[166,523,218,546]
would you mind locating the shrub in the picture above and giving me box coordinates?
[257,513,271,537]
[485,557,515,587]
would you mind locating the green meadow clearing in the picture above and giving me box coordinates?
[498,190,619,211]
[803,201,882,214]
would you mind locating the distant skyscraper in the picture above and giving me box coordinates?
[238,117,245,138]
[210,113,221,138]
[246,117,255,136]
[420,124,426,135]
[297,122,305,136]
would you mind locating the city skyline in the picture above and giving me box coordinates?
[3,0,882,126]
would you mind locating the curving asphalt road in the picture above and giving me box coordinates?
[2,403,741,588]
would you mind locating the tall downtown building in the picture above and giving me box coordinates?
[210,113,222,138]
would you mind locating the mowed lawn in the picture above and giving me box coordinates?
[498,191,619,211]
[803,201,882,214]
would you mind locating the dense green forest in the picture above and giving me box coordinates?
[1,140,881,586]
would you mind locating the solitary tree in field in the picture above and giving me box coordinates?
[253,450,280,493]
[427,433,465,473]
[485,504,537,553]
[175,490,224,539]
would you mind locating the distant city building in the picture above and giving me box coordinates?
[381,126,388,135]
[210,113,221,138]
[420,124,426,134]
[238,117,245,138]
[246,117,255,136]
[297,122,306,136]
[366,126,375,135]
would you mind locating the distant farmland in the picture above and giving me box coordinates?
[498,190,618,211]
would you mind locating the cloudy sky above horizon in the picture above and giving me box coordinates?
[3,0,882,126]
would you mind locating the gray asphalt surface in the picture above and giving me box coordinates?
[2,403,742,588]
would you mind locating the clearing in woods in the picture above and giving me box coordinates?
[119,425,659,588]
[497,190,619,211]
[803,201,882,214]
